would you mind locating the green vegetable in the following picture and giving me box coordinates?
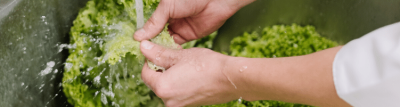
[62,0,213,106]
[63,0,337,107]
[62,0,165,107]
[182,31,218,49]
[230,24,338,58]
[147,26,179,72]
[208,24,337,107]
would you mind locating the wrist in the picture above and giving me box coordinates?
[223,56,293,101]
[222,56,257,101]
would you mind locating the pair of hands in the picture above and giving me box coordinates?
[133,0,255,106]
[133,1,352,107]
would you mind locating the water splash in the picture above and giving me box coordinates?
[39,61,55,76]
[93,76,101,85]
[101,93,108,105]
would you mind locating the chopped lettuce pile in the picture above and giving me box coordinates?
[230,24,338,58]
[208,24,338,107]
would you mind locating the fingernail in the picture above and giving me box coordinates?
[135,29,146,39]
[142,41,154,50]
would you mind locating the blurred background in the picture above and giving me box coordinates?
[0,0,399,107]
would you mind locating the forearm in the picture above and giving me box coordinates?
[224,46,351,107]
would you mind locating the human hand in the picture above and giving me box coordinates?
[133,0,255,44]
[139,40,239,106]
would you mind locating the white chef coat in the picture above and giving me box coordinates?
[333,22,400,107]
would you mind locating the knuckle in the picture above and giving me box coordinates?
[154,89,169,99]
[146,17,157,29]
[140,71,148,80]
[164,101,176,107]
[154,83,170,98]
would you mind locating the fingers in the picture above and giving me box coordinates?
[140,40,180,69]
[141,62,162,90]
[133,1,170,41]
[171,34,188,45]
[168,18,199,44]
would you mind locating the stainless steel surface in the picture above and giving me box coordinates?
[0,0,21,20]
[214,0,400,52]
[0,0,88,107]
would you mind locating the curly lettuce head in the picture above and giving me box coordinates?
[62,0,165,107]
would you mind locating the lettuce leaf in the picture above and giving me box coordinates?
[62,0,163,107]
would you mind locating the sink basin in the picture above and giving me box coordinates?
[214,0,400,52]
[0,0,87,107]
[0,0,399,107]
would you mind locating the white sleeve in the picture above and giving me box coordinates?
[333,22,400,107]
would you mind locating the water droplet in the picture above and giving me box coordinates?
[47,62,55,67]
[131,75,135,78]
[21,83,25,86]
[227,76,237,89]
[94,91,99,97]
[39,61,56,76]
[94,76,101,85]
[238,97,243,103]
[65,63,73,70]
[101,93,108,105]
[239,66,247,73]
[39,84,45,89]
[87,67,93,72]
[195,66,201,71]
[195,63,203,72]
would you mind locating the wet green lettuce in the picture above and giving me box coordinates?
[63,0,338,107]
[62,0,164,107]
[62,0,214,106]
[230,24,338,58]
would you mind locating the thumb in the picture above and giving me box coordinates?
[140,40,180,69]
[133,1,170,41]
